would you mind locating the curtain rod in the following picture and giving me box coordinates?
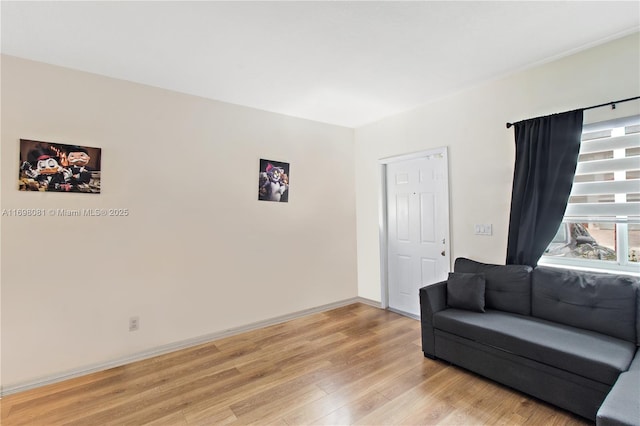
[506,96,640,129]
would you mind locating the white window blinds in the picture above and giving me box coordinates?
[564,118,640,222]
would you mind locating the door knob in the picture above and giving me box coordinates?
[441,250,446,256]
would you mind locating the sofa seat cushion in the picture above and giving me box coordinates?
[596,366,640,426]
[433,309,635,385]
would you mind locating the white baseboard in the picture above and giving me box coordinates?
[387,307,420,320]
[353,296,381,308]
[0,297,381,397]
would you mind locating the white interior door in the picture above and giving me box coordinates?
[386,149,450,317]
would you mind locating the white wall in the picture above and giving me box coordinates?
[3,32,639,392]
[354,33,640,302]
[0,56,358,389]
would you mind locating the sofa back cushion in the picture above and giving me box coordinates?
[454,258,532,315]
[532,267,638,344]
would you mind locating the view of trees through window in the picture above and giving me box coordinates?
[546,222,639,263]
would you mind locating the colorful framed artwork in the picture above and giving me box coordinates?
[258,159,289,202]
[19,139,101,193]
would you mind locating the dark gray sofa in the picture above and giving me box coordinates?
[419,257,640,423]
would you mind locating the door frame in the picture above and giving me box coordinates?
[378,147,451,314]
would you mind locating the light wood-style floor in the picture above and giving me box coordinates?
[1,303,589,425]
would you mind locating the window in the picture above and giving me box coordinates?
[541,115,640,274]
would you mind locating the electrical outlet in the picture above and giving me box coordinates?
[129,316,139,332]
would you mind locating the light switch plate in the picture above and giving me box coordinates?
[475,224,492,236]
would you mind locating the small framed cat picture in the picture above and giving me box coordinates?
[258,159,289,202]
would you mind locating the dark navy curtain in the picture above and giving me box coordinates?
[506,109,584,267]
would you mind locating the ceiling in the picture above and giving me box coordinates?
[1,1,639,128]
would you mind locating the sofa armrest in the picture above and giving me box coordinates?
[419,281,447,358]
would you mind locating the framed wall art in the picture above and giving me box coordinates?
[19,139,101,193]
[258,158,289,202]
